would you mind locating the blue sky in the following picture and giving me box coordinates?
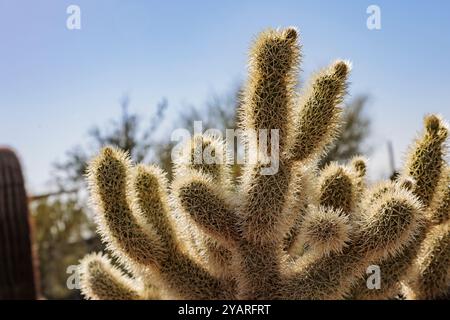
[1,0,449,194]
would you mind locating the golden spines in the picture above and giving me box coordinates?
[78,27,449,301]
[317,163,357,216]
[288,60,351,162]
[172,170,239,245]
[79,253,146,300]
[404,114,448,207]
[407,222,450,299]
[87,147,167,268]
[241,27,300,152]
[299,206,351,256]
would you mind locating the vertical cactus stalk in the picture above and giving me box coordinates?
[288,60,350,162]
[0,148,38,299]
[404,115,448,207]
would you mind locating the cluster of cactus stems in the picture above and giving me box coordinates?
[79,27,449,300]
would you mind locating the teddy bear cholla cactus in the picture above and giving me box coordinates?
[78,27,449,300]
[348,115,450,300]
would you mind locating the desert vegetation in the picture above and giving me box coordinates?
[76,28,449,300]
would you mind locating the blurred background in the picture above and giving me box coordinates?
[0,0,449,299]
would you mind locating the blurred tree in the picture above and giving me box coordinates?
[53,95,168,192]
[31,197,100,299]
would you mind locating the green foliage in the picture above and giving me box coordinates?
[31,198,101,299]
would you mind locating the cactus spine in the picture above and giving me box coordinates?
[78,27,449,300]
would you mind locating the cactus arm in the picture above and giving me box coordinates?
[281,60,352,257]
[87,147,167,268]
[79,253,146,300]
[283,188,422,299]
[288,61,350,162]
[317,163,357,216]
[240,27,300,153]
[428,167,450,225]
[299,206,351,256]
[172,135,236,279]
[172,171,239,245]
[404,115,448,207]
[230,29,302,299]
[131,164,176,249]
[238,28,302,243]
[407,222,450,299]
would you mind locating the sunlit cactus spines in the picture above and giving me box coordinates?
[171,133,235,280]
[427,166,450,225]
[350,114,449,300]
[240,27,300,152]
[350,156,367,178]
[406,222,450,300]
[317,163,357,216]
[79,253,147,300]
[299,205,351,256]
[78,27,449,300]
[288,60,351,162]
[404,114,448,207]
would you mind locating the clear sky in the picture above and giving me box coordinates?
[1,0,449,194]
